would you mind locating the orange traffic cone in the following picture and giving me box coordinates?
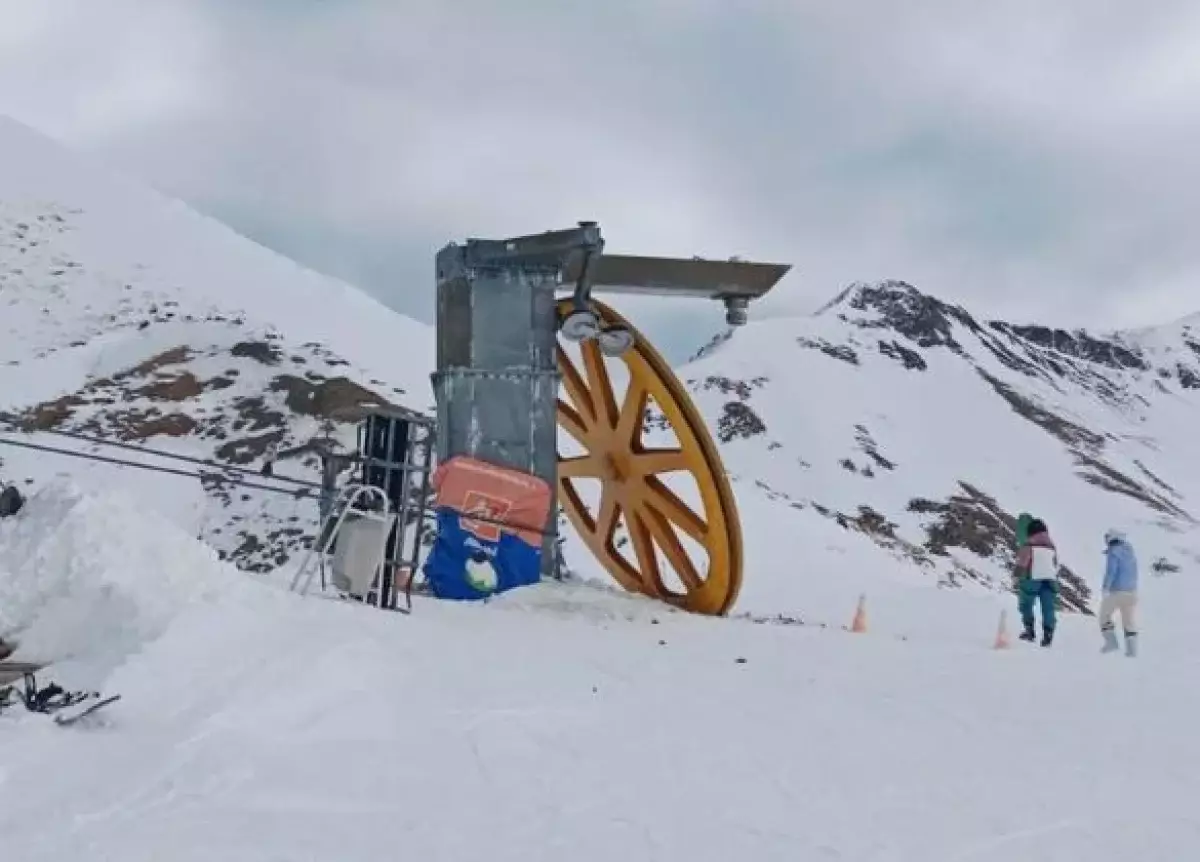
[850,594,868,633]
[993,609,1011,650]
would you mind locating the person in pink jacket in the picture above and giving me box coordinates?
[1014,518,1060,646]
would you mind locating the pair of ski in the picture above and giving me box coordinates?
[0,671,121,727]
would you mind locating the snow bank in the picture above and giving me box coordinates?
[0,479,255,682]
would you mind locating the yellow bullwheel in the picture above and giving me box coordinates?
[555,298,743,616]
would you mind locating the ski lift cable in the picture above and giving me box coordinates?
[0,415,321,490]
[0,423,553,537]
[0,435,317,499]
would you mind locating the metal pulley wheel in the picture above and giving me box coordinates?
[554,298,743,615]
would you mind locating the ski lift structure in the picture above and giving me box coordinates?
[289,403,435,611]
[433,221,790,615]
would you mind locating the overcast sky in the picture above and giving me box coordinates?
[2,1,1199,359]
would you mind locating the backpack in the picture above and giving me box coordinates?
[0,484,25,518]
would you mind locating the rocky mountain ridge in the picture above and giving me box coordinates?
[683,279,1200,615]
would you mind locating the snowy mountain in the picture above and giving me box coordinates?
[5,114,1200,859]
[679,280,1200,620]
[3,113,1199,626]
[0,114,435,572]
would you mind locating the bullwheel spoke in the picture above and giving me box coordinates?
[614,376,649,450]
[639,503,703,592]
[558,401,590,448]
[556,344,594,423]
[558,454,603,479]
[594,489,620,548]
[625,509,661,594]
[581,340,619,427]
[633,447,688,475]
[642,475,708,544]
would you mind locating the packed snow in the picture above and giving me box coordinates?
[4,482,1200,860]
[3,113,1200,859]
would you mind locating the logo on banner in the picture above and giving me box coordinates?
[460,490,512,543]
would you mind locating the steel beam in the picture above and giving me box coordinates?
[562,254,791,300]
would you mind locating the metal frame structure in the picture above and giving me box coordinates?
[432,222,790,610]
[288,404,436,611]
[355,405,436,606]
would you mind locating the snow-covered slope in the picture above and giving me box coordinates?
[5,480,1200,860]
[676,281,1200,623]
[0,114,434,570]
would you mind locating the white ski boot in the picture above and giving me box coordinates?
[1101,627,1119,653]
[1125,632,1138,658]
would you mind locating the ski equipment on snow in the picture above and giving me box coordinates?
[0,671,120,726]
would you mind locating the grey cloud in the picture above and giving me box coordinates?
[1,0,1199,350]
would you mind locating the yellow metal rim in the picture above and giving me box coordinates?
[555,299,743,615]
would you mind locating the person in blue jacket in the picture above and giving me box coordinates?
[1099,528,1139,657]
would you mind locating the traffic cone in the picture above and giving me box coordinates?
[993,609,1011,650]
[850,594,868,633]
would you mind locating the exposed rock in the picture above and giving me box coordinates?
[877,339,927,371]
[797,337,859,365]
[839,281,983,355]
[113,346,193,380]
[267,375,388,419]
[854,425,895,471]
[216,431,286,465]
[231,340,283,366]
[716,401,766,442]
[134,371,204,402]
[104,411,198,441]
[1073,453,1192,521]
[997,324,1147,372]
[690,374,768,401]
[813,502,937,571]
[1134,459,1181,499]
[1152,557,1180,575]
[907,483,1091,613]
[976,368,1105,452]
[688,329,733,362]
[11,394,86,430]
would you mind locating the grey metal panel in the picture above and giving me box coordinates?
[435,244,473,370]
[435,232,566,579]
[562,254,791,299]
[457,223,602,272]
[430,370,558,472]
[470,271,542,371]
[431,366,560,575]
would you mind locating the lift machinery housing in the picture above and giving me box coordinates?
[432,222,789,615]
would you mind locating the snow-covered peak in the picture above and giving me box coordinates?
[0,114,432,379]
[817,279,985,354]
[0,115,434,572]
[673,271,1200,618]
